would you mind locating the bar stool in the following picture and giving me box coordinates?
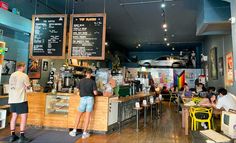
[133,107,143,132]
[142,104,150,127]
[155,99,162,119]
[150,102,156,120]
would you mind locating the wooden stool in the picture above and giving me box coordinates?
[142,104,150,127]
[133,107,143,132]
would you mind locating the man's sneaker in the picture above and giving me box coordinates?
[9,134,19,142]
[69,130,77,137]
[82,132,90,139]
[18,136,30,143]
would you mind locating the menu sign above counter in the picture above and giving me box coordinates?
[30,14,67,59]
[69,13,106,60]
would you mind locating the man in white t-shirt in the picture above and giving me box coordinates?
[8,62,30,143]
[214,88,236,111]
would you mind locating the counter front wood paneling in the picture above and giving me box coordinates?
[68,95,109,131]
[24,92,109,132]
[17,92,46,126]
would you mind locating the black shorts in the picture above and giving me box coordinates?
[10,102,28,114]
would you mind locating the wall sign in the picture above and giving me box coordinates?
[30,14,67,59]
[68,13,106,60]
[226,52,233,86]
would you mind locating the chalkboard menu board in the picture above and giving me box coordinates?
[30,14,67,59]
[69,13,106,60]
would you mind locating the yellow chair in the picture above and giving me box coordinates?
[190,107,213,131]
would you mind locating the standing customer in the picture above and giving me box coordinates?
[69,68,97,139]
[8,62,31,143]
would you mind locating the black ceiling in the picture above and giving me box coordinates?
[39,0,203,51]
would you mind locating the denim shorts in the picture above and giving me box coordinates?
[78,96,94,112]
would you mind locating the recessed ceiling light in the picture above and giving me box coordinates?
[164,29,168,32]
[172,47,175,50]
[167,43,170,46]
[138,44,141,47]
[164,37,168,41]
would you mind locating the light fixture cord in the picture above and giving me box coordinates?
[72,0,75,14]
[35,0,38,15]
[103,0,106,13]
[64,0,68,14]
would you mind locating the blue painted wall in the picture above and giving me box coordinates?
[197,0,231,35]
[4,0,60,19]
[203,35,232,89]
[0,25,30,84]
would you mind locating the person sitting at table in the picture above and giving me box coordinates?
[161,86,169,94]
[182,85,192,98]
[196,83,207,94]
[213,88,236,111]
[199,93,217,107]
[207,87,216,94]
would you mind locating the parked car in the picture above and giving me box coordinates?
[137,56,187,67]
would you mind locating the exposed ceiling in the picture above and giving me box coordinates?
[37,0,203,51]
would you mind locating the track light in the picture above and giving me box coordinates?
[162,23,167,29]
[164,29,167,32]
[161,3,166,8]
[164,37,168,41]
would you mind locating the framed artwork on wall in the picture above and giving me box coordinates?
[226,52,233,86]
[210,47,218,80]
[28,59,41,79]
[1,59,16,75]
[218,57,224,76]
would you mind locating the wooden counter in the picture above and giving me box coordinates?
[18,92,153,132]
[110,92,155,103]
[21,92,109,132]
[68,95,109,131]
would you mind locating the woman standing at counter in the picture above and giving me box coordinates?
[69,68,97,139]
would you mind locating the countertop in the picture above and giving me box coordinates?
[110,92,155,103]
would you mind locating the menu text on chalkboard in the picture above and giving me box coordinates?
[69,13,106,60]
[30,14,67,59]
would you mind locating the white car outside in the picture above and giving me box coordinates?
[138,56,187,67]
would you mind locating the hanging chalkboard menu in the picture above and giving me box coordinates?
[68,13,106,60]
[30,14,67,59]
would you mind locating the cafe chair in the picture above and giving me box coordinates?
[190,107,213,131]
[169,91,178,106]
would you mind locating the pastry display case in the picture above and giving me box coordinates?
[45,95,69,115]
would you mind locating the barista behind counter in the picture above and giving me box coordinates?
[102,78,116,97]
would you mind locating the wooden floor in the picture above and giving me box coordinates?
[75,102,191,143]
[0,102,191,143]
